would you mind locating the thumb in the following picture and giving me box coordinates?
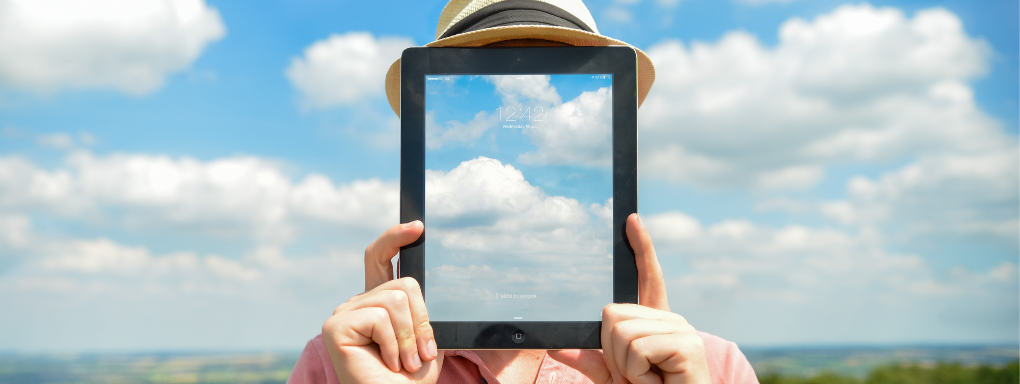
[627,213,669,311]
[547,350,615,384]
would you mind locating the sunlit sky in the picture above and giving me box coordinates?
[0,0,1016,351]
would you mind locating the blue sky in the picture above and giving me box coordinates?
[0,0,1016,351]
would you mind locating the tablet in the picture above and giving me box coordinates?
[399,46,638,349]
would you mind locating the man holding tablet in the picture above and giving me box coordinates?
[289,1,758,383]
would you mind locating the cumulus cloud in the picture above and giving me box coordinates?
[31,131,98,150]
[431,77,612,167]
[641,4,998,190]
[287,32,413,108]
[426,262,612,321]
[0,178,376,350]
[737,0,797,5]
[485,75,612,167]
[423,157,613,321]
[822,148,1019,243]
[0,0,225,95]
[426,156,592,235]
[487,75,562,107]
[519,87,613,167]
[36,133,75,149]
[0,212,365,325]
[603,7,632,23]
[590,198,613,229]
[644,210,1019,343]
[0,151,398,243]
[425,110,498,149]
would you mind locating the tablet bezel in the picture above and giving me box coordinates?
[399,46,638,350]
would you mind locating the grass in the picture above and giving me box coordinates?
[0,346,1016,383]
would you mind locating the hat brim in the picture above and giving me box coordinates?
[384,24,655,117]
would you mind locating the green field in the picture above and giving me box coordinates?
[0,346,1016,384]
[0,352,297,384]
[758,361,1019,384]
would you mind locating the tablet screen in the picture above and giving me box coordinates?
[423,74,613,322]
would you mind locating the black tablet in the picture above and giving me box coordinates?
[399,46,638,350]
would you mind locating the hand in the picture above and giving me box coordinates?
[365,220,424,291]
[322,277,442,383]
[321,221,440,384]
[548,214,710,384]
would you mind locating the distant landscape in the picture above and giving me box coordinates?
[1,345,1015,384]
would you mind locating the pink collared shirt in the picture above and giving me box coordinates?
[287,331,759,384]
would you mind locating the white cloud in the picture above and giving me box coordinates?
[0,206,374,351]
[286,32,413,108]
[0,214,31,251]
[589,198,613,229]
[641,4,998,190]
[603,7,632,23]
[487,75,562,107]
[822,148,1019,242]
[432,77,612,167]
[754,197,812,214]
[519,87,613,167]
[737,0,797,5]
[427,172,602,261]
[643,210,1019,344]
[36,133,75,149]
[425,156,591,233]
[0,151,398,243]
[33,131,96,150]
[431,78,612,167]
[610,0,678,5]
[644,211,702,241]
[78,132,98,146]
[423,157,613,320]
[426,262,612,321]
[753,165,823,191]
[425,110,498,149]
[0,0,225,95]
[0,213,365,321]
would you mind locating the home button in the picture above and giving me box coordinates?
[511,329,526,344]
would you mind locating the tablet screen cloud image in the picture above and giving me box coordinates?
[423,74,614,321]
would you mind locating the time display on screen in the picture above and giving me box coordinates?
[496,106,544,122]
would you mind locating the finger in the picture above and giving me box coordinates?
[626,333,709,384]
[601,306,622,383]
[625,335,662,384]
[605,303,687,324]
[547,350,614,384]
[343,288,423,372]
[602,304,688,382]
[627,214,669,311]
[326,307,401,372]
[610,318,689,381]
[365,221,424,291]
[373,277,437,361]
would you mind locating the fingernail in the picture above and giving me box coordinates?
[412,352,422,368]
[635,213,643,228]
[403,220,419,229]
[611,372,622,384]
[427,339,437,358]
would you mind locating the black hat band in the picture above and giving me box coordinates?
[439,0,595,40]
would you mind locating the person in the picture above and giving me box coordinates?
[288,1,759,383]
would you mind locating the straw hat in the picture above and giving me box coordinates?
[384,0,656,117]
